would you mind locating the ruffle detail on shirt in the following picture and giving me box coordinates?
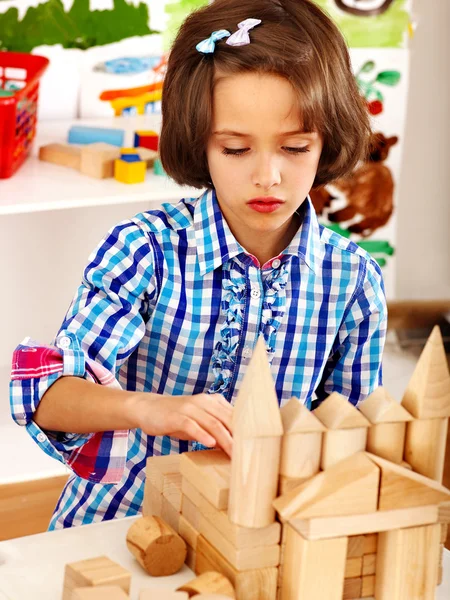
[261,260,290,362]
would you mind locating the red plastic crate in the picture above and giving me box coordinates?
[0,52,49,179]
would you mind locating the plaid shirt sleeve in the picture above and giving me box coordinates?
[314,257,387,407]
[9,219,157,483]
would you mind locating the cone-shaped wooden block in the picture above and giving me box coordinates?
[401,326,450,419]
[273,452,379,521]
[359,387,413,463]
[366,452,450,510]
[312,393,370,469]
[228,337,283,528]
[280,397,325,479]
[177,572,235,598]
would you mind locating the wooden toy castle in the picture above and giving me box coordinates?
[143,326,450,600]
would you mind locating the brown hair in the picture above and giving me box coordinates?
[160,0,372,189]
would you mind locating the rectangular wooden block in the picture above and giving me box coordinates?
[343,577,362,600]
[180,450,230,510]
[196,535,278,600]
[161,495,180,533]
[182,478,281,549]
[363,533,378,554]
[163,472,182,511]
[199,514,280,570]
[290,505,438,540]
[179,515,200,550]
[440,523,448,543]
[347,535,366,558]
[80,143,121,178]
[146,454,181,492]
[361,575,376,597]
[362,553,376,576]
[39,143,81,170]
[143,480,163,517]
[140,590,189,599]
[181,494,201,530]
[185,544,196,571]
[72,588,128,599]
[63,556,131,600]
[345,557,362,578]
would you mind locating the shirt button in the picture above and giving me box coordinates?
[242,346,253,359]
[57,336,72,349]
[37,432,47,443]
[250,287,261,299]
[272,259,281,269]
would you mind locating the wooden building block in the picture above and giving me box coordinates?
[375,524,441,599]
[146,454,181,492]
[343,577,361,600]
[198,514,280,570]
[439,501,450,524]
[114,157,146,184]
[401,326,450,419]
[181,494,201,530]
[142,480,163,517]
[280,397,325,479]
[72,587,128,599]
[404,417,448,482]
[79,143,121,178]
[278,475,309,496]
[229,338,283,528]
[440,523,448,543]
[347,535,365,558]
[179,515,200,550]
[140,591,188,600]
[135,146,158,168]
[361,575,375,597]
[312,393,370,430]
[161,494,181,533]
[126,516,186,576]
[182,478,281,549]
[345,557,362,578]
[273,453,379,521]
[321,428,368,470]
[186,544,197,571]
[177,571,235,598]
[280,524,347,600]
[290,505,438,540]
[180,450,230,510]
[63,556,131,600]
[163,472,183,511]
[363,534,378,554]
[359,387,412,424]
[196,535,278,600]
[366,452,450,510]
[362,554,376,576]
[39,143,81,170]
[438,543,444,585]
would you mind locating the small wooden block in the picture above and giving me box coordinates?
[366,422,407,464]
[142,480,163,517]
[278,475,310,496]
[440,523,448,543]
[80,143,121,178]
[343,577,362,600]
[163,472,183,511]
[177,571,235,598]
[180,450,230,510]
[347,536,366,558]
[39,143,81,170]
[320,428,368,470]
[179,515,200,550]
[63,556,131,596]
[362,553,376,576]
[140,591,188,599]
[312,392,371,429]
[345,557,362,578]
[72,587,128,599]
[363,533,378,554]
[161,494,181,533]
[146,454,181,493]
[358,387,413,424]
[135,146,158,168]
[404,417,449,482]
[182,494,201,530]
[186,544,197,571]
[438,501,450,524]
[438,543,444,585]
[361,575,376,597]
[126,516,186,576]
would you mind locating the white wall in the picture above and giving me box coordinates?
[395,0,450,299]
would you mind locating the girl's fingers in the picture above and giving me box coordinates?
[194,394,233,433]
[172,415,217,448]
[185,404,233,457]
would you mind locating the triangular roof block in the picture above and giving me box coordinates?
[312,392,370,429]
[273,452,379,520]
[232,336,283,438]
[366,452,450,511]
[401,326,450,419]
[358,387,413,424]
[281,397,326,434]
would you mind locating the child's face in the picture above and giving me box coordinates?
[206,71,323,255]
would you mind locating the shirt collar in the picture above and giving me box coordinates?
[194,189,321,276]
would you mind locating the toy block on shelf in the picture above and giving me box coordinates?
[134,129,159,151]
[72,587,129,599]
[114,149,146,184]
[366,452,450,510]
[375,524,441,599]
[177,571,235,598]
[126,515,186,576]
[401,325,450,419]
[196,535,278,600]
[312,393,370,469]
[279,397,325,480]
[273,452,379,522]
[229,337,283,528]
[179,449,230,510]
[39,143,81,170]
[359,387,413,463]
[68,125,125,147]
[280,524,347,600]
[80,143,120,179]
[135,146,158,168]
[62,556,131,600]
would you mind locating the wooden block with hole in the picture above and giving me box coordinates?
[279,397,325,479]
[358,387,413,463]
[401,326,450,419]
[182,478,281,549]
[62,556,131,600]
[280,524,347,600]
[177,571,235,598]
[196,535,278,600]
[312,393,370,469]
[180,450,230,510]
[39,143,81,170]
[229,337,283,528]
[375,523,441,599]
[72,587,129,599]
[273,452,379,522]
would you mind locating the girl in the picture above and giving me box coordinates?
[10,0,386,529]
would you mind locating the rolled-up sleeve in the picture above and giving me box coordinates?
[9,219,158,482]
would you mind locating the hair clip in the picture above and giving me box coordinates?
[196,29,231,54]
[226,18,262,47]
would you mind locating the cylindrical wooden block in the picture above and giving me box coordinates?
[404,418,448,482]
[280,431,322,478]
[126,515,186,576]
[228,436,281,528]
[366,422,406,464]
[178,571,235,598]
[321,428,367,470]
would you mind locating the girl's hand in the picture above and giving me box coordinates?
[127,392,233,457]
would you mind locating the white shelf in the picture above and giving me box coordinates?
[0,116,202,215]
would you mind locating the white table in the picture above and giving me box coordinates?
[0,516,449,600]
